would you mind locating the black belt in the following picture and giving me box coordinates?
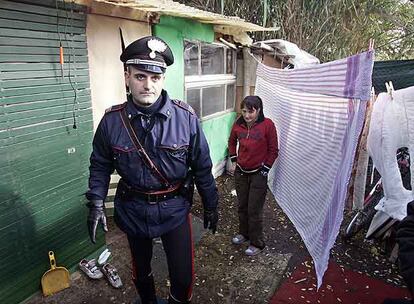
[118,180,181,204]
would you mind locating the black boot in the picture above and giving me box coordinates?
[134,275,157,304]
[134,297,167,304]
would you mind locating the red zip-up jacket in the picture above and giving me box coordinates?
[228,115,278,173]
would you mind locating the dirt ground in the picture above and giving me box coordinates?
[26,174,405,304]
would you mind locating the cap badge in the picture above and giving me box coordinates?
[147,39,167,59]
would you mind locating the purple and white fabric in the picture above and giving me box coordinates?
[255,51,374,288]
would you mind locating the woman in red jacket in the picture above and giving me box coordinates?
[228,95,278,256]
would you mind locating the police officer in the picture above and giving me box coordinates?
[86,36,219,304]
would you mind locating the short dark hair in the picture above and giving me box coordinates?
[241,95,262,111]
[240,95,265,121]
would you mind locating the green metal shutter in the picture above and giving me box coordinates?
[0,1,102,303]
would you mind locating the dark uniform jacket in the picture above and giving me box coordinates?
[397,201,414,298]
[86,90,218,237]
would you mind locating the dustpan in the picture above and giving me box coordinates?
[41,251,70,296]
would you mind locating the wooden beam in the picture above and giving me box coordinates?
[80,0,156,23]
[350,95,376,210]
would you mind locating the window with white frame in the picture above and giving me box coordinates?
[184,40,236,119]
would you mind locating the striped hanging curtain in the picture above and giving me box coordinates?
[255,51,374,288]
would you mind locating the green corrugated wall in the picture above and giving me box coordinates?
[0,1,103,303]
[201,112,237,165]
[154,16,235,166]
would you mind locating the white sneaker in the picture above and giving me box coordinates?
[79,259,103,279]
[245,245,265,256]
[102,263,123,288]
[232,234,248,245]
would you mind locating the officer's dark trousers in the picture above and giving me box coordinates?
[128,215,193,304]
[234,168,268,249]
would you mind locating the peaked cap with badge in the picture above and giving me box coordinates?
[120,36,174,74]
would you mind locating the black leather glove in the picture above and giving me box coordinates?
[204,208,218,234]
[86,200,108,243]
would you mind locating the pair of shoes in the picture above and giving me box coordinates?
[232,234,248,245]
[245,245,265,256]
[79,248,112,279]
[79,259,103,279]
[102,263,123,288]
[79,250,122,288]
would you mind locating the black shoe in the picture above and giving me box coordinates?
[134,297,167,304]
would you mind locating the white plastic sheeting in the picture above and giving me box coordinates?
[367,86,414,220]
[252,39,320,68]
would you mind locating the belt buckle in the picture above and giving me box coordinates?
[147,193,158,204]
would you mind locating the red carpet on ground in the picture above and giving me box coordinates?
[271,260,411,304]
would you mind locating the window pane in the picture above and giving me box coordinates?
[184,41,199,76]
[186,89,201,117]
[226,49,235,74]
[226,84,235,110]
[201,44,224,75]
[202,86,225,117]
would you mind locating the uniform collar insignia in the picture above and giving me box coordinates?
[147,39,167,59]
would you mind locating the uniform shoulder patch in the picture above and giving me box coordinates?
[105,102,127,114]
[171,99,195,115]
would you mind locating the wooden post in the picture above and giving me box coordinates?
[242,47,250,98]
[351,94,376,210]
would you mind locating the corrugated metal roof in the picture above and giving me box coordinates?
[78,0,278,32]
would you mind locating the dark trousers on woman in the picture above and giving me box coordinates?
[128,215,194,304]
[234,168,268,248]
